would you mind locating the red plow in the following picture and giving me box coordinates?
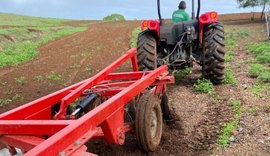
[0,48,174,155]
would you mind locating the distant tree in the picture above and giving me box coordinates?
[236,0,270,19]
[103,14,126,21]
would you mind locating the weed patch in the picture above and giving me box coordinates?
[0,94,23,107]
[247,41,270,83]
[225,51,234,62]
[130,27,141,48]
[174,67,192,84]
[14,76,27,85]
[224,68,237,85]
[218,99,242,147]
[193,79,214,94]
[47,72,62,81]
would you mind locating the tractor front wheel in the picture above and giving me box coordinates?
[137,30,157,71]
[203,22,226,84]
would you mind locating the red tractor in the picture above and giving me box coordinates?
[137,0,225,84]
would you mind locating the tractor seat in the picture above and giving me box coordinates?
[160,20,199,45]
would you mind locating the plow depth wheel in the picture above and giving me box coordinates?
[135,93,163,152]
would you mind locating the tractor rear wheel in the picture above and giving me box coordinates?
[137,30,157,71]
[135,92,163,152]
[203,22,225,84]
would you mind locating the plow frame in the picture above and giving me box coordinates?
[0,48,174,155]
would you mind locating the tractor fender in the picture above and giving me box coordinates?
[141,20,160,38]
[199,12,219,44]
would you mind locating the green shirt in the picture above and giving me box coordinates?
[172,9,190,23]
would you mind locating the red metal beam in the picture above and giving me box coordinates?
[24,65,169,156]
[105,71,150,81]
[0,79,88,120]
[55,48,137,119]
[0,135,44,151]
[0,120,72,135]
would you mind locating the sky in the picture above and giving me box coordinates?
[0,0,265,20]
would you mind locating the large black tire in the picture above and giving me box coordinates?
[137,30,157,71]
[135,93,163,152]
[203,22,225,84]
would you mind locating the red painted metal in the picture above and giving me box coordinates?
[199,11,219,44]
[0,48,174,155]
[141,20,160,37]
[0,135,44,151]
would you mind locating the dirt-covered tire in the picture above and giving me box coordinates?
[135,93,163,152]
[137,30,157,71]
[160,92,172,121]
[203,22,225,84]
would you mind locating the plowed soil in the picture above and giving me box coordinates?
[0,14,269,155]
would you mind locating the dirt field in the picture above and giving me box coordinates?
[0,13,269,155]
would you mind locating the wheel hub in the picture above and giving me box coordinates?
[150,110,158,138]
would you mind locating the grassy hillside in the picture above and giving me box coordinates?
[0,13,90,67]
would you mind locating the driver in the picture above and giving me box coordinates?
[172,1,190,23]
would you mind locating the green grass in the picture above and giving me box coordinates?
[34,75,44,82]
[258,72,270,82]
[249,64,267,77]
[0,13,88,67]
[14,76,27,85]
[225,51,234,62]
[218,99,243,147]
[225,29,249,56]
[247,41,270,83]
[193,79,214,94]
[85,66,94,73]
[0,13,67,26]
[224,68,237,85]
[47,72,62,81]
[0,94,23,107]
[174,67,192,84]
[248,41,270,64]
[225,29,249,50]
[249,82,270,96]
[130,27,141,48]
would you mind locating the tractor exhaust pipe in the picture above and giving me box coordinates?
[157,0,163,25]
[192,0,195,19]
[196,0,201,19]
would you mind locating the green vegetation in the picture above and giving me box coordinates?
[248,41,270,63]
[247,41,270,83]
[193,79,214,94]
[34,75,44,82]
[224,68,237,85]
[218,99,243,147]
[85,66,94,73]
[14,76,27,85]
[236,0,270,19]
[47,72,62,81]
[0,13,88,67]
[130,27,141,48]
[174,67,192,84]
[225,51,234,62]
[225,29,249,50]
[69,64,81,69]
[103,14,125,21]
[249,64,267,77]
[225,29,249,63]
[249,82,270,96]
[0,94,23,107]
